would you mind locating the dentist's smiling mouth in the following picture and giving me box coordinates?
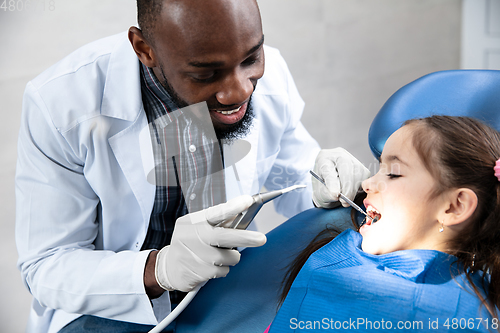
[210,102,247,125]
[214,105,242,115]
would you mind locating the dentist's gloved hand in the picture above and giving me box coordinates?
[155,195,267,292]
[312,148,370,208]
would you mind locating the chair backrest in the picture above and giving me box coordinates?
[368,70,500,159]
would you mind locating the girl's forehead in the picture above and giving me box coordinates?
[382,126,415,160]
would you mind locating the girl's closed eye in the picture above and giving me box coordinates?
[386,173,402,179]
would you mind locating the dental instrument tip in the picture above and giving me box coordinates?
[309,170,326,186]
[281,184,306,194]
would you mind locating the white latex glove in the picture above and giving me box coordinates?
[155,195,267,292]
[312,148,371,208]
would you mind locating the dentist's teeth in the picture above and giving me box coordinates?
[216,106,242,115]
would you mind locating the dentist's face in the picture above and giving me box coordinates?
[360,126,447,255]
[149,0,265,139]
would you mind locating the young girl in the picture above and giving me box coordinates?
[267,116,500,332]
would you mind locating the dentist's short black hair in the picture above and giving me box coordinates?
[137,0,164,43]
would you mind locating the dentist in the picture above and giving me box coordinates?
[15,0,369,332]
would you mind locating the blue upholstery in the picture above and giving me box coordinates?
[175,207,355,333]
[369,70,500,159]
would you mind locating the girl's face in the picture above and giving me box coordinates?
[360,126,447,255]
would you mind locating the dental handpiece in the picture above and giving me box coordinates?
[309,170,375,224]
[149,184,306,333]
[228,184,307,230]
[149,185,306,333]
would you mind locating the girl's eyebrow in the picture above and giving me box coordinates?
[379,154,409,167]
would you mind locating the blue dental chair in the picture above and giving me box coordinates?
[368,70,500,159]
[175,70,500,332]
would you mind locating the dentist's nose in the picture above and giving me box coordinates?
[216,70,254,106]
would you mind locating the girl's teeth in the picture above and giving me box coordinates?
[366,205,381,221]
[216,106,241,115]
[367,205,379,214]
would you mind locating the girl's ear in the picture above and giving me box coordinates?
[128,27,158,68]
[442,188,478,227]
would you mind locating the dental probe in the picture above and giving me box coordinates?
[148,184,306,332]
[309,170,375,224]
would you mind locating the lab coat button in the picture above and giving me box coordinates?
[189,193,196,200]
[189,145,196,153]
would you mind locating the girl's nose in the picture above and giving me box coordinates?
[362,175,376,193]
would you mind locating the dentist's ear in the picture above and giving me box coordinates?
[442,188,478,227]
[128,27,158,68]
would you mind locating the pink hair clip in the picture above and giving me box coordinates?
[495,159,500,182]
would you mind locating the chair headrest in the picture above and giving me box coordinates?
[368,70,500,159]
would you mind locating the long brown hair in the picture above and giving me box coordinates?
[406,116,500,317]
[279,116,500,318]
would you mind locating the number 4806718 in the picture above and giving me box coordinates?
[0,0,56,11]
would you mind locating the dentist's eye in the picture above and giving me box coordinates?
[387,173,402,179]
[242,54,259,66]
[190,72,217,83]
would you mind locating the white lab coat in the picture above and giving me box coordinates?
[15,32,320,333]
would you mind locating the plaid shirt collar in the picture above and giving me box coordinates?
[139,60,226,214]
[140,62,182,127]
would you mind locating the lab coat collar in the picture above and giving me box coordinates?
[101,32,143,122]
[101,33,155,229]
[108,110,156,234]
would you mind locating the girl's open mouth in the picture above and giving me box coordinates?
[365,205,381,225]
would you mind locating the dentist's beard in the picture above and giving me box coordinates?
[158,65,255,142]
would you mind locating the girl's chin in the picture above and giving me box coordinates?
[359,224,368,236]
[360,236,383,255]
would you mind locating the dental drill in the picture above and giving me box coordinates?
[225,184,307,230]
